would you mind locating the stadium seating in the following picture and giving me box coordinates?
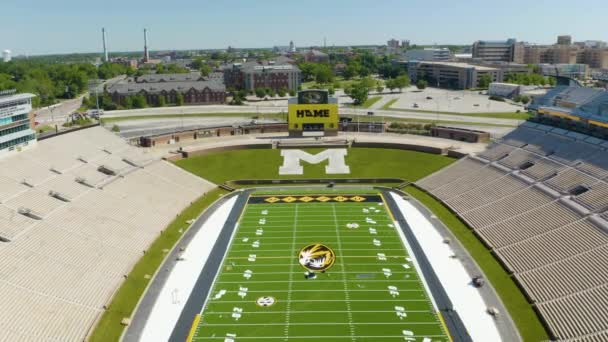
[0,127,213,341]
[497,149,542,169]
[416,122,608,341]
[477,143,515,161]
[573,181,608,212]
[544,168,599,194]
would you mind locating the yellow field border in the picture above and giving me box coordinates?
[186,314,201,342]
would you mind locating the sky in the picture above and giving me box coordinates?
[1,0,607,56]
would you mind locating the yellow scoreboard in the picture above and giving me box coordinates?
[287,104,339,133]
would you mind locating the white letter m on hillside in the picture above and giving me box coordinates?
[278,149,351,175]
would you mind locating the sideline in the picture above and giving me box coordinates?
[123,191,240,341]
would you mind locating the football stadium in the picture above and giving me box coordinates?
[1,85,608,342]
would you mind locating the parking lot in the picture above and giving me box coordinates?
[390,86,523,113]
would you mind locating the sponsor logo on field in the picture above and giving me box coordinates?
[298,243,336,272]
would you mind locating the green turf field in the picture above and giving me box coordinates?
[175,148,455,184]
[190,193,450,341]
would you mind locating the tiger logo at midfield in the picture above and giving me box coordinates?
[298,244,336,272]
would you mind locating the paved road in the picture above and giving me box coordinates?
[104,105,522,126]
[34,96,85,125]
[34,76,126,126]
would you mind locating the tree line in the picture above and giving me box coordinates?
[0,60,141,107]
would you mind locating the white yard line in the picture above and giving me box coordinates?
[215,299,430,303]
[189,335,445,340]
[284,204,298,340]
[205,310,429,314]
[203,322,440,326]
[332,203,356,342]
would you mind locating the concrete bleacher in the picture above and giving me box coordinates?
[0,127,214,341]
[415,122,608,341]
[573,181,608,212]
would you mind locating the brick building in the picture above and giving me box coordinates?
[223,61,301,92]
[106,72,225,106]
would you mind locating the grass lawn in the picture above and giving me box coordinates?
[89,187,229,342]
[361,96,382,109]
[381,98,398,110]
[403,186,549,342]
[174,148,455,184]
[193,195,449,341]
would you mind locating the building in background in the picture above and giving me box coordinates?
[0,91,37,159]
[539,64,589,79]
[472,39,524,63]
[106,72,225,106]
[387,39,401,49]
[2,50,11,63]
[523,36,608,70]
[577,49,608,69]
[405,48,453,61]
[557,35,572,45]
[289,41,296,53]
[303,49,329,63]
[488,82,541,98]
[224,61,301,92]
[524,45,579,64]
[408,61,501,89]
[581,40,607,49]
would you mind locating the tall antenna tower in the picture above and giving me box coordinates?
[143,28,149,62]
[102,28,108,62]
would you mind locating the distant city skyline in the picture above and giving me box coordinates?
[2,0,607,56]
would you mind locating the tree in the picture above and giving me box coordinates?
[342,63,359,80]
[314,64,334,84]
[394,75,410,92]
[123,96,133,109]
[298,62,317,82]
[199,64,212,76]
[478,74,492,89]
[349,82,369,106]
[132,95,147,108]
[191,58,204,70]
[288,89,296,97]
[277,88,286,97]
[360,77,376,89]
[255,87,266,99]
[385,79,396,93]
[520,95,531,104]
[158,95,166,107]
[416,80,428,90]
[328,87,335,96]
[175,93,184,106]
[376,85,384,94]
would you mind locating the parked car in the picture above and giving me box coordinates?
[413,103,419,108]
[426,96,433,100]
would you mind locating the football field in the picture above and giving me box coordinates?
[190,193,450,341]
